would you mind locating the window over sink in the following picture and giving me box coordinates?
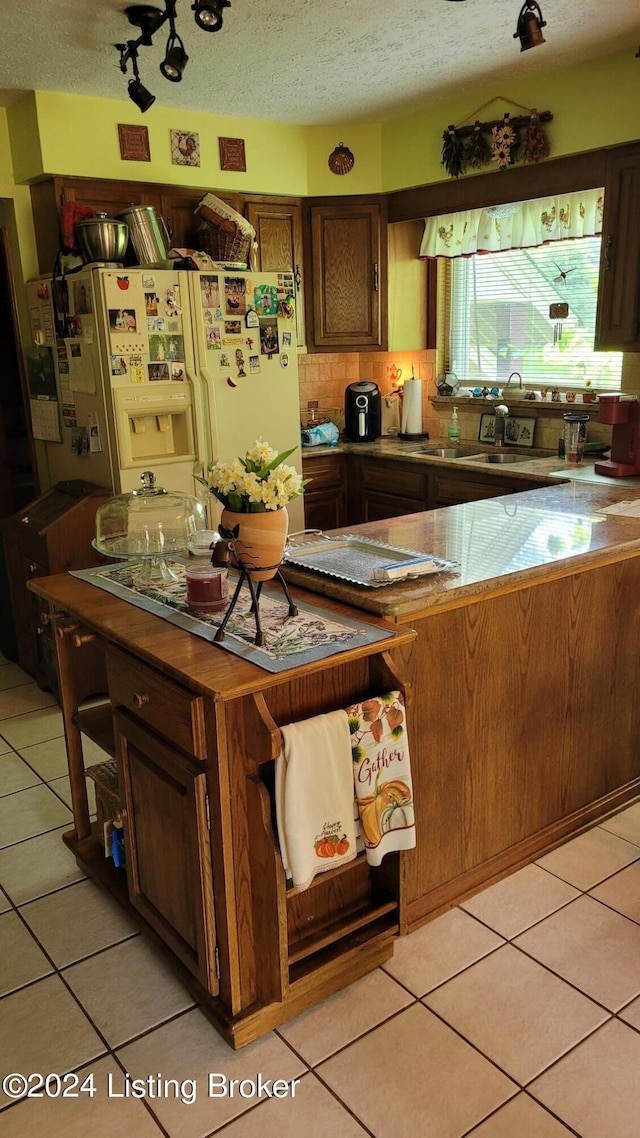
[421,189,623,392]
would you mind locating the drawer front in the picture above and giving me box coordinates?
[302,455,345,490]
[106,645,206,759]
[359,460,425,500]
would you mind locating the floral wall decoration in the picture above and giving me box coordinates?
[440,99,553,179]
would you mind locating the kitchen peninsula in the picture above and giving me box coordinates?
[28,475,640,1046]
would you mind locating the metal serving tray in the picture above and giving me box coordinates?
[283,534,456,588]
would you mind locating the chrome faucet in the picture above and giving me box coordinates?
[493,403,509,446]
[505,372,523,390]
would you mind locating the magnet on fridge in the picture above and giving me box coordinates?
[281,352,289,368]
[226,377,237,388]
[278,298,295,319]
[220,353,230,367]
[245,308,259,328]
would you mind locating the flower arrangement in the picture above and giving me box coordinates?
[198,439,306,513]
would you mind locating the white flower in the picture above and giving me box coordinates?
[202,440,303,512]
[246,439,277,467]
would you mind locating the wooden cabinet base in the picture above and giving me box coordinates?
[64,826,395,1049]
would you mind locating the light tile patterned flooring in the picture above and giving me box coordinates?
[2,655,640,1137]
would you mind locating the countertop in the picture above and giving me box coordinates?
[284,478,640,620]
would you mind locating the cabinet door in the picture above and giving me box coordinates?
[302,454,347,529]
[307,200,387,351]
[595,146,640,351]
[114,709,218,994]
[60,177,163,218]
[246,199,305,347]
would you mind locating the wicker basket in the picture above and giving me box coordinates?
[195,221,252,267]
[86,760,122,847]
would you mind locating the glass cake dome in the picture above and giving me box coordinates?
[93,470,207,584]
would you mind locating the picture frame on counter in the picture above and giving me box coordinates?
[479,412,536,447]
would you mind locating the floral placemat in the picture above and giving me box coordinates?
[71,562,392,674]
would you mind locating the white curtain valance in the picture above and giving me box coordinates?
[420,188,604,258]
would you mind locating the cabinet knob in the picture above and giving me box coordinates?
[133,692,150,709]
[28,563,39,577]
[56,621,80,639]
[73,632,97,648]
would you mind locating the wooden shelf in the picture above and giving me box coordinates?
[288,900,398,965]
[285,852,369,895]
[74,703,115,756]
[289,912,398,984]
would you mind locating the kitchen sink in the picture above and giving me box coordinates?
[410,445,484,458]
[459,452,533,464]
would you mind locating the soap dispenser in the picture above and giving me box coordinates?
[448,405,461,444]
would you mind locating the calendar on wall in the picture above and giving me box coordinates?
[25,346,62,442]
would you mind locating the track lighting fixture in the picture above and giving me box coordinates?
[514,1,546,51]
[115,0,230,110]
[192,0,230,33]
[161,34,189,81]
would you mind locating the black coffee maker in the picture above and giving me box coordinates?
[345,381,381,442]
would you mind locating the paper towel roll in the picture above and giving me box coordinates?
[401,379,423,435]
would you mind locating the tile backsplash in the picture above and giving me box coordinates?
[298,350,435,427]
[298,350,640,447]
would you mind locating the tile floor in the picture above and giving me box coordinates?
[2,655,640,1137]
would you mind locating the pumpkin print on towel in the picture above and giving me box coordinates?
[348,692,415,854]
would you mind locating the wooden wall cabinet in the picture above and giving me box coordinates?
[305,198,388,352]
[245,197,305,347]
[595,144,640,351]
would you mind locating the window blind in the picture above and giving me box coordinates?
[447,236,622,391]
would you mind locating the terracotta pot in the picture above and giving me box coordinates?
[221,507,289,582]
[583,391,597,404]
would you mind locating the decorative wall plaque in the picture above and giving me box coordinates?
[218,136,246,172]
[118,124,151,162]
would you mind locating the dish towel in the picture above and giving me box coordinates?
[347,691,416,867]
[275,710,357,892]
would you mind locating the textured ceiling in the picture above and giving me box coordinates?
[0,0,637,125]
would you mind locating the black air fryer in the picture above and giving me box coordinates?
[345,381,381,442]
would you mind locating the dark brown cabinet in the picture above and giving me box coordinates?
[246,197,305,347]
[302,453,348,530]
[2,480,109,692]
[430,468,543,508]
[306,198,388,352]
[352,456,428,521]
[595,144,640,351]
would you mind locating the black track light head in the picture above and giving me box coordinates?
[128,76,156,112]
[514,1,546,51]
[192,0,230,33]
[125,5,166,45]
[160,35,189,81]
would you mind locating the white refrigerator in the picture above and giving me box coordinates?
[187,268,304,531]
[26,267,304,528]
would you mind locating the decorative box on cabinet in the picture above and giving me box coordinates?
[2,480,109,694]
[305,197,388,352]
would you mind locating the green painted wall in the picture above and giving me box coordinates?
[306,124,383,195]
[381,48,640,192]
[15,91,310,196]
